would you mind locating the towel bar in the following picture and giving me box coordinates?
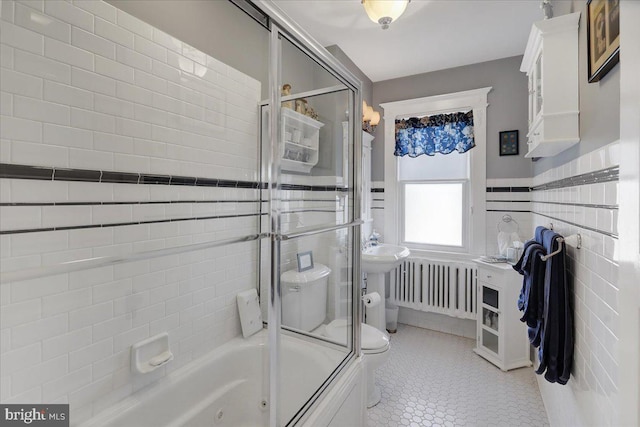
[540,234,581,261]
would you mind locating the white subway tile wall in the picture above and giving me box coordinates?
[371,144,620,427]
[1,1,260,182]
[531,142,619,426]
[485,177,532,255]
[368,179,533,256]
[0,0,261,423]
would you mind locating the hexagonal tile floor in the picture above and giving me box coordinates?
[367,324,549,427]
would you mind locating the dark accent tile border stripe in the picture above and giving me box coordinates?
[275,198,342,202]
[280,183,349,192]
[371,188,384,193]
[195,178,218,187]
[530,166,619,191]
[54,168,101,182]
[531,211,618,239]
[0,163,349,192]
[0,213,265,235]
[101,171,139,184]
[0,164,53,180]
[486,186,530,193]
[532,200,618,210]
[370,206,533,211]
[281,209,342,214]
[0,200,261,207]
[140,174,170,185]
[486,200,532,203]
[2,197,343,207]
[169,176,196,186]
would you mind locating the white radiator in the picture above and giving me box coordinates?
[389,258,477,320]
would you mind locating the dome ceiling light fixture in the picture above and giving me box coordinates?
[361,0,411,30]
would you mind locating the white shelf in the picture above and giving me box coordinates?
[281,158,314,173]
[285,140,318,151]
[281,108,324,174]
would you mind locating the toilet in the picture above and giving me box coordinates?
[324,318,390,408]
[281,264,390,408]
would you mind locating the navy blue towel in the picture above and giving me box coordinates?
[513,239,546,347]
[513,226,574,385]
[535,229,574,385]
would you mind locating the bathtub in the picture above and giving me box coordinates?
[81,330,348,427]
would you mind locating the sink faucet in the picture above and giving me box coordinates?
[362,237,379,251]
[362,229,380,251]
[362,240,375,250]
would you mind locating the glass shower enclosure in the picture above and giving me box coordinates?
[0,0,362,425]
[259,3,364,424]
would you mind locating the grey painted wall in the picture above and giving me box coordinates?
[533,1,620,174]
[326,45,373,107]
[314,45,373,178]
[371,56,532,181]
[108,0,270,98]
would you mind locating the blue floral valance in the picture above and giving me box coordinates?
[394,111,475,157]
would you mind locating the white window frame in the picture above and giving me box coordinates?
[380,87,491,258]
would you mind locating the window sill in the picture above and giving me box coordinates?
[403,248,479,263]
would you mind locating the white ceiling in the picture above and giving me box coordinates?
[272,0,546,82]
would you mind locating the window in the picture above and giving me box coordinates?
[399,150,469,251]
[380,88,490,256]
[403,183,465,246]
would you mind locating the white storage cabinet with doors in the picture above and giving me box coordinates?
[473,260,531,371]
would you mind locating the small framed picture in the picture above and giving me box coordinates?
[587,0,620,83]
[296,251,314,272]
[499,130,519,156]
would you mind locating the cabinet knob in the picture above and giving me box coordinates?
[486,275,492,279]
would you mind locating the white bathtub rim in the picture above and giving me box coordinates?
[79,332,264,427]
[80,328,351,427]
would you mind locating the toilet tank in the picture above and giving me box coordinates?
[281,264,330,331]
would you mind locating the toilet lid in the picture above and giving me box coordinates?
[280,264,330,284]
[325,319,389,350]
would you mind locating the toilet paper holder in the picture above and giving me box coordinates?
[362,292,381,307]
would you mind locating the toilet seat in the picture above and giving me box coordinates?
[325,319,390,353]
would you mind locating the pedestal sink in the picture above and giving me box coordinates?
[362,244,411,274]
[362,244,410,333]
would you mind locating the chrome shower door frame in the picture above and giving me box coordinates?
[259,2,364,425]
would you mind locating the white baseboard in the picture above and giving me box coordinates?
[398,307,476,339]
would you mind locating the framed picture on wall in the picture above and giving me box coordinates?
[297,251,314,272]
[499,130,519,156]
[587,0,620,83]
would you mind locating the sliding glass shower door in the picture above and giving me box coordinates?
[260,14,363,426]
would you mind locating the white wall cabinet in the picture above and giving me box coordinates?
[473,260,531,371]
[282,108,324,173]
[520,12,581,158]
